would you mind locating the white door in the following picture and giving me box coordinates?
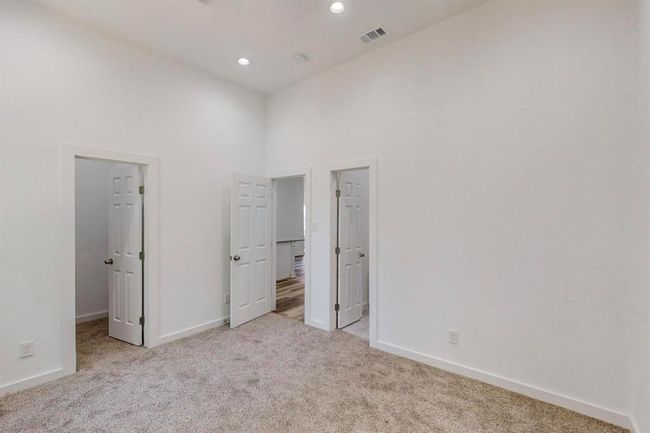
[337,172,364,328]
[107,164,143,345]
[230,175,273,328]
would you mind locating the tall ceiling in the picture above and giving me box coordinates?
[36,0,490,93]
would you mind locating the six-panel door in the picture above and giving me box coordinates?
[337,172,364,328]
[230,175,273,328]
[108,164,143,346]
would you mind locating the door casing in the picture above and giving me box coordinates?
[62,145,161,378]
[327,158,377,346]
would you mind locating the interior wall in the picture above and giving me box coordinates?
[631,0,650,430]
[275,177,304,242]
[266,0,643,422]
[74,158,111,321]
[0,0,266,393]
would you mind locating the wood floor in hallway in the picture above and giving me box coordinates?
[274,255,304,322]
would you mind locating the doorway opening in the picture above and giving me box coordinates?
[75,157,144,369]
[272,176,306,322]
[229,169,311,329]
[333,168,370,341]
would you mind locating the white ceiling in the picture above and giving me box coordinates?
[36,0,490,94]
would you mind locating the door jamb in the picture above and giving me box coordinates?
[267,167,312,325]
[62,145,160,377]
[327,158,377,347]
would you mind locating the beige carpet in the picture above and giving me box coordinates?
[0,314,626,433]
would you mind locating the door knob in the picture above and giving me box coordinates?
[230,255,241,262]
[359,252,365,258]
[104,258,113,265]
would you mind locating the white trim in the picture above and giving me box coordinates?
[0,369,65,397]
[375,340,634,430]
[63,145,162,382]
[157,317,228,345]
[306,318,329,331]
[327,158,377,350]
[75,310,108,323]
[629,417,641,433]
[267,167,312,326]
[271,181,278,310]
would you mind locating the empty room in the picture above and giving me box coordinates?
[0,1,648,432]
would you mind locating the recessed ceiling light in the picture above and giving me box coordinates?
[238,57,250,66]
[330,2,345,14]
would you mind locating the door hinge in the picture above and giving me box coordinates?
[335,246,341,255]
[335,303,340,312]
[139,251,144,260]
[335,189,341,198]
[139,185,145,195]
[139,316,145,325]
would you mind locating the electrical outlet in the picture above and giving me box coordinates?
[20,340,35,358]
[448,329,460,346]
[310,222,319,232]
[225,294,230,305]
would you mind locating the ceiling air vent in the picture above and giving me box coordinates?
[360,27,387,44]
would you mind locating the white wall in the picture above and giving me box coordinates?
[74,158,111,321]
[275,177,304,242]
[631,0,650,430]
[0,0,265,393]
[266,0,645,425]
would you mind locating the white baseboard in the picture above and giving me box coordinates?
[630,416,643,433]
[75,310,108,323]
[0,368,66,397]
[375,340,633,431]
[155,317,228,346]
[306,318,329,331]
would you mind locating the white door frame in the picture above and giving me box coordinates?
[267,167,312,325]
[62,145,160,377]
[328,158,377,346]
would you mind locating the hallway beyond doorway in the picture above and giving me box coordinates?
[274,256,304,322]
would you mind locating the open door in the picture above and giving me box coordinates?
[107,164,143,345]
[230,175,273,328]
[337,171,364,328]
